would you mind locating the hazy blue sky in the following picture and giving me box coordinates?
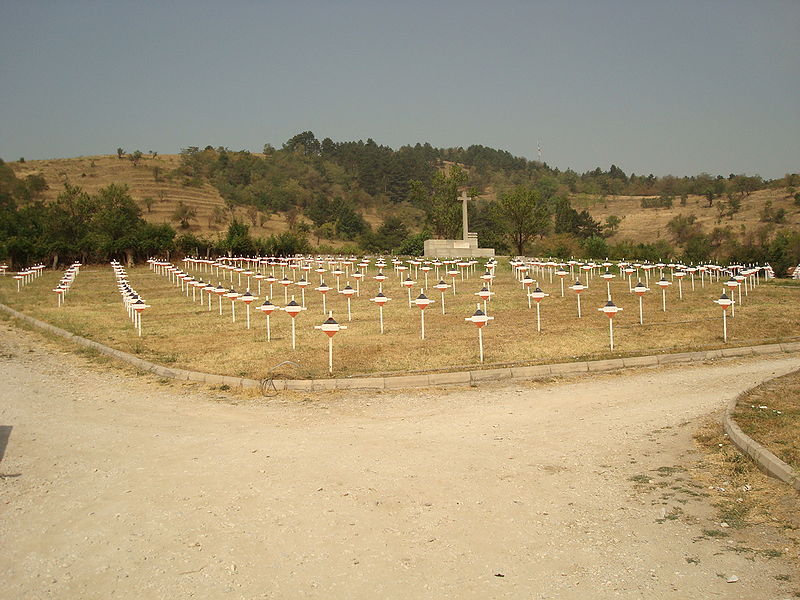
[2,1,798,178]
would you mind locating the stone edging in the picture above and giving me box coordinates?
[724,388,800,491]
[2,302,800,394]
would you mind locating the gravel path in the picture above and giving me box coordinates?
[1,321,798,599]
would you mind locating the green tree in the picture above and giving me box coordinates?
[682,234,711,264]
[372,216,409,252]
[667,214,702,244]
[604,215,623,237]
[314,222,336,244]
[172,201,197,229]
[44,183,95,267]
[495,186,549,256]
[427,165,467,238]
[221,220,254,256]
[581,235,609,259]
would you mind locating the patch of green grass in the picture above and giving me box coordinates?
[654,465,684,476]
[702,529,729,538]
[629,474,651,484]
[718,502,752,528]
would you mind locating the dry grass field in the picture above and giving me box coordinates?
[1,261,798,381]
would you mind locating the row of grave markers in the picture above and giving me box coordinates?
[140,256,772,371]
[112,262,150,336]
[51,263,82,306]
[0,256,772,373]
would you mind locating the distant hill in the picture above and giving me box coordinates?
[574,188,799,244]
[10,153,798,247]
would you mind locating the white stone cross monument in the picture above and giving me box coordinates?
[423,190,495,258]
[460,190,469,242]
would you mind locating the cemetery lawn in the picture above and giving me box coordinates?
[1,263,798,381]
[733,370,800,472]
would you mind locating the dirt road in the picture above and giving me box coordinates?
[1,321,798,599]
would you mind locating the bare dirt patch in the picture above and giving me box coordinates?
[1,321,799,598]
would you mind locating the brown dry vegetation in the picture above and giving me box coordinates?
[733,370,800,472]
[10,156,800,248]
[573,188,800,243]
[8,155,305,240]
[692,416,800,565]
[1,262,798,381]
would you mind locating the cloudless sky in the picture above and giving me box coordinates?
[2,1,798,178]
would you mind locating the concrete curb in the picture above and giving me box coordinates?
[724,388,800,492]
[1,302,798,395]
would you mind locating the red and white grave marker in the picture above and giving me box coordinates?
[528,287,549,332]
[279,276,293,304]
[420,263,432,288]
[447,268,460,294]
[339,283,357,321]
[569,280,587,318]
[132,298,151,337]
[601,269,615,300]
[413,291,434,339]
[465,303,494,363]
[598,300,623,351]
[295,277,311,307]
[632,281,650,325]
[315,281,331,314]
[224,288,241,322]
[402,276,417,307]
[655,277,672,312]
[724,277,739,317]
[674,269,686,300]
[521,275,536,308]
[213,283,227,315]
[238,290,258,329]
[352,270,365,295]
[282,296,307,350]
[555,266,569,297]
[433,280,451,314]
[256,298,276,341]
[315,312,347,374]
[374,271,387,292]
[714,290,734,342]
[475,286,494,314]
[369,291,391,334]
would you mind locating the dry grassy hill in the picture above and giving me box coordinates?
[9,155,799,247]
[9,154,297,239]
[574,188,800,243]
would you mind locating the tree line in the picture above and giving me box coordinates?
[0,160,308,268]
[2,132,798,274]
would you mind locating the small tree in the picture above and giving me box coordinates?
[117,148,125,160]
[172,201,197,229]
[142,196,155,213]
[246,205,260,227]
[495,186,549,256]
[129,150,143,167]
[603,215,623,237]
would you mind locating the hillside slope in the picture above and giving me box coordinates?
[9,155,296,239]
[9,154,799,247]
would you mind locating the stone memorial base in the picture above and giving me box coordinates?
[424,234,495,259]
